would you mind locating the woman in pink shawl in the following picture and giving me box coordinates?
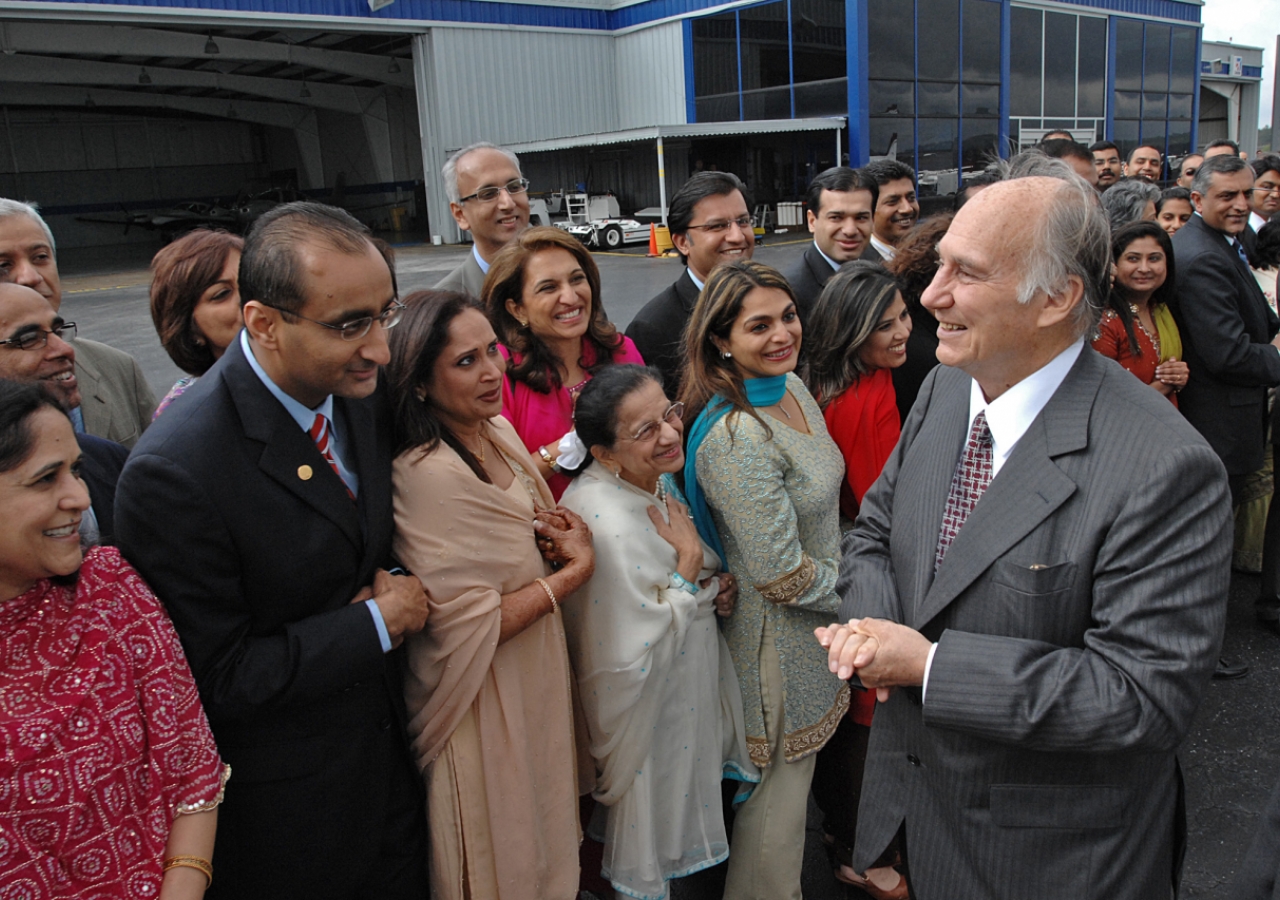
[482,227,644,499]
[386,290,596,900]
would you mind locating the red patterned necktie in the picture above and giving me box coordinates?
[309,412,355,500]
[935,411,993,571]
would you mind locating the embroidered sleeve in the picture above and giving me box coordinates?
[757,555,817,605]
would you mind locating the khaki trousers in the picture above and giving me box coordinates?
[724,618,818,900]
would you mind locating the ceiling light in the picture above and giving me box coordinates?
[138,67,152,84]
[205,35,220,55]
[300,83,311,98]
[387,56,401,74]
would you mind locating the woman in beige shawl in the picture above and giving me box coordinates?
[386,290,596,900]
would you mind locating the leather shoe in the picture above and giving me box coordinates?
[1257,599,1280,635]
[834,865,910,900]
[1213,656,1249,680]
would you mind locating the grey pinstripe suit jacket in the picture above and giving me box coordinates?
[836,346,1232,900]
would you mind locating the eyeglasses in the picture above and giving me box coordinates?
[0,322,76,351]
[458,178,530,204]
[625,401,684,443]
[1254,185,1280,195]
[268,300,405,341]
[685,215,754,234]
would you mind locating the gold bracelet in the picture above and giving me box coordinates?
[163,855,212,888]
[536,576,559,613]
[538,445,561,473]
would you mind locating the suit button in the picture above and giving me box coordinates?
[379,717,392,731]
[907,754,921,767]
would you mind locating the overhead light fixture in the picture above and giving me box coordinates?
[138,67,152,84]
[387,56,401,74]
[300,82,311,98]
[204,35,220,55]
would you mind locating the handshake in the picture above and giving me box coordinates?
[813,618,934,702]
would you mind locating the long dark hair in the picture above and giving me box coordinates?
[149,229,244,376]
[560,364,665,478]
[385,289,493,483]
[1107,221,1177,356]
[803,262,901,408]
[0,379,70,472]
[482,226,622,394]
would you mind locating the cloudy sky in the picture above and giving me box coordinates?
[1200,0,1275,127]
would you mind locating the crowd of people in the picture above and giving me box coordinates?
[1,131,1279,900]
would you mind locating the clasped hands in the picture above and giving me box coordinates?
[814,618,933,702]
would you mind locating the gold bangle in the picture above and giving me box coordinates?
[536,576,558,613]
[163,855,212,888]
[538,445,561,473]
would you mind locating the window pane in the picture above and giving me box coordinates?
[918,117,958,172]
[696,95,740,122]
[742,85,792,119]
[795,78,848,116]
[1170,27,1196,94]
[1010,7,1042,116]
[1141,120,1167,147]
[792,0,846,84]
[868,0,914,80]
[1115,18,1144,92]
[962,117,1000,168]
[1144,23,1170,93]
[963,0,1001,84]
[1043,12,1077,117]
[1142,92,1167,120]
[1168,120,1192,157]
[1168,93,1193,120]
[869,79,915,116]
[962,83,1000,116]
[739,2,790,90]
[919,81,959,115]
[1077,16,1107,117]
[917,0,959,82]
[693,13,739,99]
[1112,119,1139,159]
[870,117,914,163]
[1114,91,1142,119]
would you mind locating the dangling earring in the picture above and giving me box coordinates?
[721,350,732,359]
[194,335,206,347]
[517,318,528,328]
[612,466,622,479]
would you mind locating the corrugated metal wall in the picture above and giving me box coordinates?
[615,22,687,130]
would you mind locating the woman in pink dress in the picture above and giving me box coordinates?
[482,227,644,499]
[0,379,228,899]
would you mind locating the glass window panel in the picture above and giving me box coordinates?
[1010,7,1043,116]
[742,85,792,119]
[962,83,1000,116]
[1144,23,1170,92]
[1170,27,1196,94]
[693,12,739,99]
[696,95,740,122]
[870,117,914,163]
[868,0,915,80]
[1167,121,1192,157]
[795,78,848,116]
[1115,19,1144,92]
[792,0,846,84]
[738,2,791,90]
[1043,12,1077,117]
[1142,92,1167,119]
[1168,93,1193,120]
[963,0,1001,84]
[917,0,960,82]
[918,117,959,172]
[1114,91,1142,119]
[962,117,1000,169]
[869,79,915,116]
[919,81,959,115]
[1077,16,1107,117]
[1112,119,1139,159]
[1141,120,1167,154]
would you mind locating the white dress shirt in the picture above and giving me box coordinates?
[869,233,896,262]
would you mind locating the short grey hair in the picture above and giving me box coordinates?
[0,199,56,256]
[442,142,522,204]
[1190,153,1250,198]
[1100,179,1160,232]
[988,150,1110,339]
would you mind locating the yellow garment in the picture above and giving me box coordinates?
[1152,303,1182,362]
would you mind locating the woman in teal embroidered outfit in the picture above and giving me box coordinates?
[680,260,850,900]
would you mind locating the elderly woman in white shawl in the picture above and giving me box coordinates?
[558,364,759,900]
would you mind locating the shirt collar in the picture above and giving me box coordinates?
[1195,211,1242,246]
[1251,211,1268,234]
[239,329,334,431]
[472,244,491,274]
[870,233,896,262]
[687,269,705,292]
[814,241,841,272]
[967,340,1083,477]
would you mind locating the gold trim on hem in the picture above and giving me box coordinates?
[174,764,231,817]
[745,684,852,768]
[757,555,817,605]
[747,735,771,768]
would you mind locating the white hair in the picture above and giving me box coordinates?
[441,142,522,204]
[0,199,56,256]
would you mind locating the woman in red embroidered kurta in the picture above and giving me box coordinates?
[0,384,227,900]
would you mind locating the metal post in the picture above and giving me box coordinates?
[657,135,668,226]
[836,126,842,165]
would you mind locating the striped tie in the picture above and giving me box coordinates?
[935,412,993,571]
[310,413,354,500]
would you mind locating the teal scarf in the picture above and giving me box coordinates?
[683,374,788,563]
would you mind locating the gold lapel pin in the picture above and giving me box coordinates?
[297,465,313,481]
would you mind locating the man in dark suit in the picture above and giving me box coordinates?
[860,159,919,265]
[819,156,1232,900]
[782,166,877,318]
[115,202,430,900]
[434,142,530,296]
[625,170,753,392]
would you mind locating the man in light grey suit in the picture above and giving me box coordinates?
[818,154,1232,899]
[434,142,530,296]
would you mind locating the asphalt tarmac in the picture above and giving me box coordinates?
[58,236,1280,900]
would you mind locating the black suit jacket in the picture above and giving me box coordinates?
[781,243,835,321]
[114,338,423,900]
[625,268,701,394]
[76,433,127,545]
[891,301,941,423]
[1171,214,1280,475]
[860,242,885,264]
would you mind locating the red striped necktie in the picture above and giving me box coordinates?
[309,412,355,500]
[935,411,993,571]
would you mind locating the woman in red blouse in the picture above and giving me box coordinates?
[802,261,911,900]
[1091,221,1188,404]
[0,380,227,899]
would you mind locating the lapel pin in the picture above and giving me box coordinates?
[297,465,313,481]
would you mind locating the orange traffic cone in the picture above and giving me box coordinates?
[647,223,659,257]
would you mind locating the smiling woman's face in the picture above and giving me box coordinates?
[718,286,803,379]
[593,379,685,489]
[858,291,913,372]
[507,247,593,346]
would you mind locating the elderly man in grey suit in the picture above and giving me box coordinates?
[434,142,530,296]
[818,154,1232,900]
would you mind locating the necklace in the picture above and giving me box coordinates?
[774,401,792,420]
[465,431,487,463]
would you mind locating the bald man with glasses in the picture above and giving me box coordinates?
[435,142,532,296]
